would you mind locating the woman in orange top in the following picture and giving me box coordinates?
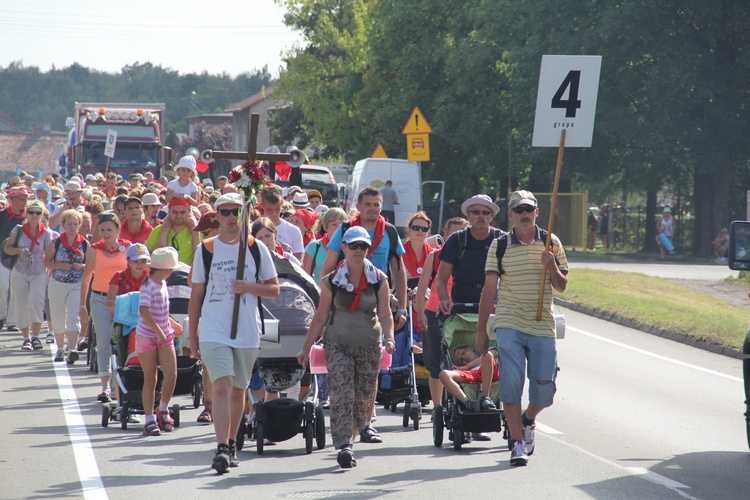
[80,212,130,403]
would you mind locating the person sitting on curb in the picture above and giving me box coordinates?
[439,344,498,412]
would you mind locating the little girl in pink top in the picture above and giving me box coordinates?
[137,247,179,436]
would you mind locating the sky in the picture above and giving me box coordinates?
[0,0,302,77]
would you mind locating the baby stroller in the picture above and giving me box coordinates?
[101,268,203,430]
[236,255,326,455]
[377,279,422,430]
[433,306,508,450]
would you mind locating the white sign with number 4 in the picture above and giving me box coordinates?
[532,55,602,148]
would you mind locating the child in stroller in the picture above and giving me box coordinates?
[440,344,499,413]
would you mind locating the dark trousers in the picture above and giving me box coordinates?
[382,210,395,225]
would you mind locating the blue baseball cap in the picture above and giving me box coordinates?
[126,243,150,261]
[342,226,371,245]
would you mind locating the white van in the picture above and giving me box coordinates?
[347,158,422,230]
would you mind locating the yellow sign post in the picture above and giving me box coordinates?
[371,143,388,158]
[402,107,432,162]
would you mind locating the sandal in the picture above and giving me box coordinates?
[337,448,357,468]
[143,420,161,436]
[97,390,111,403]
[359,425,382,443]
[197,408,213,423]
[480,396,497,411]
[156,408,175,432]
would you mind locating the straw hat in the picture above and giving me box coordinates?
[149,247,178,269]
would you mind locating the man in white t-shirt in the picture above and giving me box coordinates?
[260,184,304,261]
[188,192,280,474]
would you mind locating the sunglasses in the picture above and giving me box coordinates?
[512,205,536,214]
[410,225,429,232]
[219,208,240,217]
[27,210,43,216]
[201,230,212,238]
[347,242,370,251]
[468,209,493,216]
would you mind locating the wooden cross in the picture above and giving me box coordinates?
[207,113,293,339]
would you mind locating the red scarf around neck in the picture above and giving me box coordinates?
[336,260,369,312]
[59,232,85,260]
[348,214,385,258]
[6,206,25,220]
[274,243,285,256]
[403,241,431,277]
[23,222,45,252]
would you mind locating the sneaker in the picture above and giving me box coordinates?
[7,325,19,332]
[523,424,536,456]
[464,399,480,412]
[77,338,89,351]
[471,432,492,441]
[54,349,65,362]
[97,390,112,403]
[31,337,43,350]
[212,444,231,474]
[66,350,79,364]
[510,440,528,466]
[337,448,357,469]
[479,396,496,411]
[128,413,141,424]
[46,332,55,344]
[228,443,239,467]
[21,338,31,351]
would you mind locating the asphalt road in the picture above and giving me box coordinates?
[570,260,738,281]
[2,299,748,499]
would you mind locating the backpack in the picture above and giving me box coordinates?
[327,272,383,325]
[53,236,89,263]
[455,227,506,263]
[200,235,265,336]
[492,228,552,275]
[1,224,23,270]
[309,239,323,280]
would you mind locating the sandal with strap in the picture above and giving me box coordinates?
[197,408,213,424]
[143,420,161,436]
[359,425,382,443]
[156,408,175,432]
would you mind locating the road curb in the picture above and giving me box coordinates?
[554,297,743,360]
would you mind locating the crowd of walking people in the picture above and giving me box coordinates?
[1,162,569,472]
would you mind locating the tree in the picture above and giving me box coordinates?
[175,121,233,181]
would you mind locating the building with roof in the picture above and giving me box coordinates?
[225,87,287,155]
[0,109,66,181]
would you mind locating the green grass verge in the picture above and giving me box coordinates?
[559,268,748,349]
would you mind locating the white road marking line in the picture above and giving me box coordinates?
[543,433,697,499]
[51,346,109,500]
[568,326,743,383]
[534,422,563,435]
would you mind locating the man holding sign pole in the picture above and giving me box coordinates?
[476,190,568,466]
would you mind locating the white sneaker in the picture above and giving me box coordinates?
[523,424,536,455]
[46,332,55,344]
[510,440,528,466]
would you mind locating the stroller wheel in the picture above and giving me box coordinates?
[256,421,265,455]
[101,403,110,428]
[453,425,463,451]
[314,405,326,450]
[192,379,203,409]
[305,420,314,454]
[390,403,398,413]
[236,416,246,452]
[433,405,444,447]
[412,405,421,431]
[402,401,411,428]
[172,404,180,427]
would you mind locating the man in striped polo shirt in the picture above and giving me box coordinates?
[476,190,568,467]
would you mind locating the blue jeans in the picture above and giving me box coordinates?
[495,328,558,407]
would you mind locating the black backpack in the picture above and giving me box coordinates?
[0,224,23,270]
[493,228,554,275]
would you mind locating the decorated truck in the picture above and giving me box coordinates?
[64,102,172,179]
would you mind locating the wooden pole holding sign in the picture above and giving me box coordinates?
[536,129,566,320]
[531,55,602,322]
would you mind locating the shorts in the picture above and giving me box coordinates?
[135,332,175,354]
[495,328,557,407]
[200,341,258,390]
[455,358,499,384]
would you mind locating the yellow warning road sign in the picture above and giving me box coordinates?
[406,133,430,162]
[371,144,388,158]
[402,107,433,134]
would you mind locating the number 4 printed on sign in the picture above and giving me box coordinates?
[532,55,601,148]
[551,70,582,118]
